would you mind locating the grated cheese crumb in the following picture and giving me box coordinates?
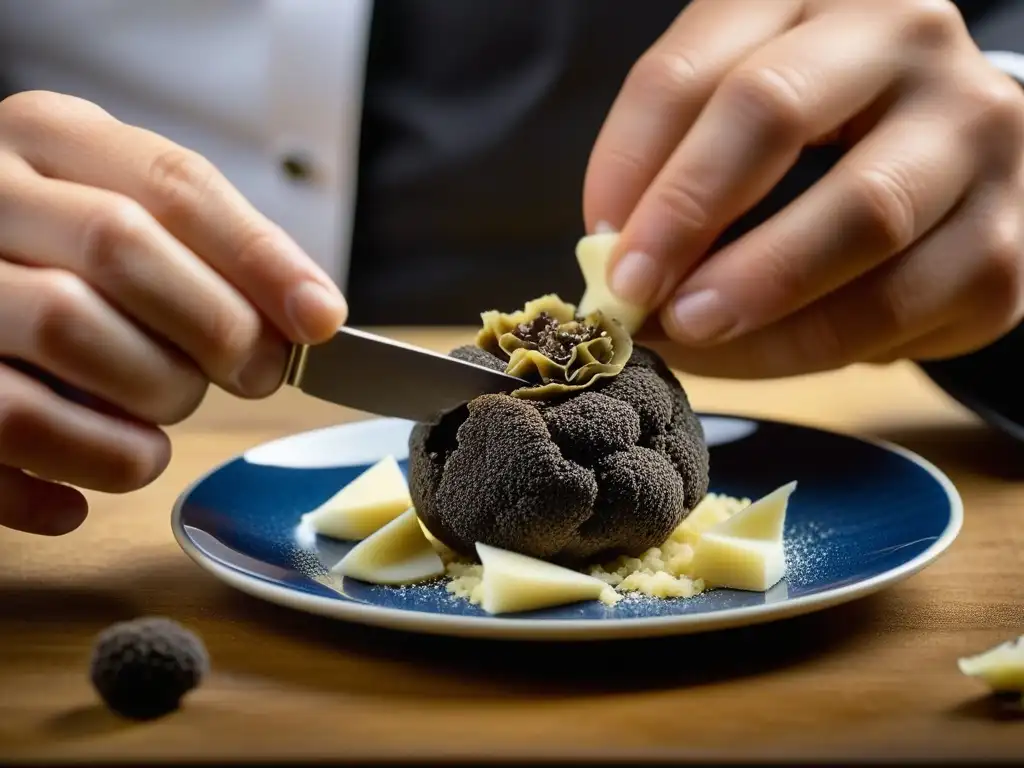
[586,492,748,599]
[444,561,484,605]
[434,492,750,607]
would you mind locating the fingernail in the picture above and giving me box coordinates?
[609,250,661,306]
[235,336,290,397]
[594,220,618,234]
[669,289,737,344]
[286,281,348,343]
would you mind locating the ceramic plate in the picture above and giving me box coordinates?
[172,415,962,641]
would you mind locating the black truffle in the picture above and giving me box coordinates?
[89,617,208,720]
[410,343,710,564]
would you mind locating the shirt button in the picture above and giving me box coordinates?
[279,152,316,183]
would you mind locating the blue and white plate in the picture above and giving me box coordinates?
[172,415,962,641]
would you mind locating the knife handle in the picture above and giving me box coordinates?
[283,343,310,388]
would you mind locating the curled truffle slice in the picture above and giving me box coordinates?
[475,294,633,400]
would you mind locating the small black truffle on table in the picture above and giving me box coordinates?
[89,616,209,720]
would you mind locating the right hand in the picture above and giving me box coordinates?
[0,91,348,536]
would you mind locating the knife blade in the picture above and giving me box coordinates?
[283,326,529,422]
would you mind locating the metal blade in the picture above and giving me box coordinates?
[283,326,528,422]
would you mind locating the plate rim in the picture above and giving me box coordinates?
[171,411,964,641]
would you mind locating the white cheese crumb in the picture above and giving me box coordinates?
[441,492,749,606]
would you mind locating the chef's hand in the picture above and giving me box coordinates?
[585,0,1024,378]
[0,91,346,535]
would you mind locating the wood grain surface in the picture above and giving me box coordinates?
[1,328,1022,763]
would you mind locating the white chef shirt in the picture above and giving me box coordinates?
[0,0,1019,297]
[0,0,374,293]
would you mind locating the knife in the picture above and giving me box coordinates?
[282,326,529,422]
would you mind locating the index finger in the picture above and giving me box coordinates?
[583,0,799,236]
[609,12,904,311]
[0,92,346,344]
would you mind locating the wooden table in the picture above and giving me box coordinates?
[1,328,1022,763]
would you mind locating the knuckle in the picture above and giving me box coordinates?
[103,452,150,494]
[233,223,286,273]
[798,304,858,369]
[848,167,917,252]
[128,354,210,428]
[719,66,807,140]
[652,177,711,232]
[972,77,1024,122]
[0,90,109,136]
[205,307,261,372]
[898,0,966,51]
[149,368,209,426]
[80,197,152,282]
[977,225,1024,320]
[146,147,218,223]
[598,144,648,179]
[967,76,1024,154]
[0,90,64,131]
[105,442,167,493]
[175,374,210,423]
[758,246,815,310]
[874,271,917,342]
[625,48,702,102]
[0,383,36,452]
[32,271,91,356]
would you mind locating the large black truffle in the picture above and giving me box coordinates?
[89,617,208,720]
[409,343,710,564]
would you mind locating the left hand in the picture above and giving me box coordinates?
[584,0,1024,378]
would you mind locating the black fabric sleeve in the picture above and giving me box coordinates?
[916,0,1024,440]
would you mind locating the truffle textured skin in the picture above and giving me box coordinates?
[89,617,208,720]
[409,344,710,564]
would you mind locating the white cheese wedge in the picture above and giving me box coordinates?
[675,497,734,544]
[575,233,648,335]
[689,481,797,592]
[690,536,786,593]
[332,508,445,585]
[958,636,1024,693]
[475,542,616,614]
[416,516,455,557]
[712,481,795,541]
[301,455,412,540]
